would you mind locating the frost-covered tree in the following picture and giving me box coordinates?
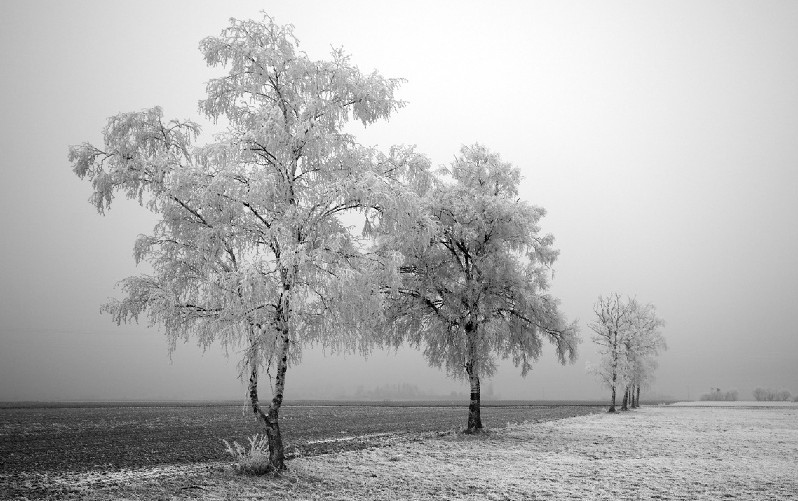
[587,293,635,413]
[379,144,579,433]
[588,295,665,412]
[624,302,666,408]
[69,15,428,471]
[627,355,659,408]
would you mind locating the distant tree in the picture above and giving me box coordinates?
[379,144,579,433]
[588,295,664,412]
[587,294,635,413]
[628,356,658,408]
[70,15,428,472]
[623,301,666,409]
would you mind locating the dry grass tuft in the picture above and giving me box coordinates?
[222,434,273,476]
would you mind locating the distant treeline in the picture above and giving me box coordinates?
[353,383,497,401]
[699,388,739,401]
[752,387,795,402]
[698,387,797,402]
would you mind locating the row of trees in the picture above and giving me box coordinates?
[699,387,796,402]
[699,388,739,401]
[752,387,794,402]
[70,15,578,472]
[587,294,666,412]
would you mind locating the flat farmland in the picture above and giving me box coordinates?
[0,401,603,474]
[3,403,796,500]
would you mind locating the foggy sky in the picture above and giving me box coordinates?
[1,0,797,402]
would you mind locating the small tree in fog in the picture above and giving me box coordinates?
[379,144,579,433]
[623,301,666,408]
[588,294,635,412]
[69,14,428,472]
[589,295,665,412]
[628,356,658,408]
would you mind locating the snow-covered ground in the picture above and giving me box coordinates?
[671,400,798,407]
[3,405,797,500]
[276,406,798,500]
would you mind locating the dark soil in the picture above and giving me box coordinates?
[0,402,602,475]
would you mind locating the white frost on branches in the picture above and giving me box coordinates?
[587,294,665,409]
[377,144,579,430]
[70,13,430,470]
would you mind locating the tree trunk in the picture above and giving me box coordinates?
[608,371,617,413]
[621,386,629,411]
[464,322,482,433]
[636,385,641,408]
[266,332,289,470]
[465,366,482,432]
[248,328,290,473]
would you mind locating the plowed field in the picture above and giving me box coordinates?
[0,401,602,474]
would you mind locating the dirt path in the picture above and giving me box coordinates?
[3,405,796,500]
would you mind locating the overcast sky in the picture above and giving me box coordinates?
[1,0,796,402]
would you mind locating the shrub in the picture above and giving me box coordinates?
[222,434,272,475]
[699,388,738,401]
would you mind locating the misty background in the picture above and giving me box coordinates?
[1,0,796,402]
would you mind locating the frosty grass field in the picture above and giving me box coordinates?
[2,402,797,500]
